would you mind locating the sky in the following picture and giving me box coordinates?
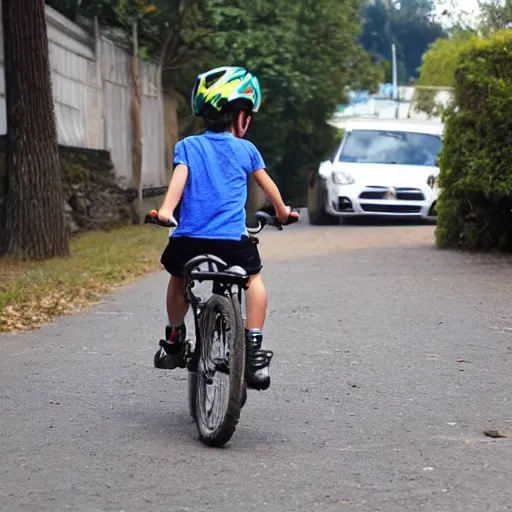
[433,0,481,26]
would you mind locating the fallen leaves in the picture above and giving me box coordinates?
[0,286,103,331]
[0,225,168,332]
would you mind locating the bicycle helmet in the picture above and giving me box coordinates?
[191,66,262,117]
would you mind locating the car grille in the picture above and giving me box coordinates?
[359,187,425,201]
[361,204,422,214]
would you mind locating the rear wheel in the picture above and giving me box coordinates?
[194,294,246,447]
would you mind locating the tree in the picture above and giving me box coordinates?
[418,30,474,88]
[415,29,475,115]
[0,0,68,259]
[478,0,512,35]
[193,0,383,204]
[360,0,446,84]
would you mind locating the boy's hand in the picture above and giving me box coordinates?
[276,206,299,224]
[157,208,176,226]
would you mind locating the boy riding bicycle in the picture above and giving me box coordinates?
[153,66,299,391]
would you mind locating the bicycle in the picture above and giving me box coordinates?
[144,208,299,447]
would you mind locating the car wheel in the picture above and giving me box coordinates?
[424,201,438,224]
[308,208,339,225]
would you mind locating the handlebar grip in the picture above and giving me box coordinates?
[144,210,158,224]
[252,207,300,232]
[283,208,300,226]
[144,210,177,228]
[275,208,300,228]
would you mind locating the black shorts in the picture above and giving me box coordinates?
[160,235,262,278]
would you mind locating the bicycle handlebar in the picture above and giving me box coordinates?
[144,208,300,233]
[144,210,178,228]
[246,209,299,234]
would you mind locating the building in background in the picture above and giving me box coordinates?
[330,83,453,129]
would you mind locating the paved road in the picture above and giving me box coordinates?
[1,219,511,512]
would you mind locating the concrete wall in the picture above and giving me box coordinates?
[0,2,166,189]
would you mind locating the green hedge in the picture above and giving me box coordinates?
[436,30,512,250]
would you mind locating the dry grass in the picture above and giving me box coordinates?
[0,225,169,332]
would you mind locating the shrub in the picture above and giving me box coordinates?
[436,29,512,250]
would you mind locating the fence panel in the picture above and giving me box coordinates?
[0,2,166,189]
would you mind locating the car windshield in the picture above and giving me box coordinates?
[338,129,442,166]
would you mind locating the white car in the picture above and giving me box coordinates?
[307,118,444,224]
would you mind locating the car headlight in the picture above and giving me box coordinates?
[332,170,355,185]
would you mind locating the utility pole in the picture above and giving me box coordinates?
[392,43,399,119]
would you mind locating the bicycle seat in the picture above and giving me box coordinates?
[224,265,247,277]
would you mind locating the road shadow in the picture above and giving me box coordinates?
[115,399,277,450]
[341,216,436,227]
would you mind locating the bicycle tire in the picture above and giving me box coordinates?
[194,293,246,447]
[188,370,197,421]
[189,313,246,421]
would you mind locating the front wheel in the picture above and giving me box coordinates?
[194,294,246,447]
[188,371,197,421]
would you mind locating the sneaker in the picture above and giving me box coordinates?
[245,329,273,390]
[154,323,187,370]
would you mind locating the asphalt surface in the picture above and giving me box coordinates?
[1,218,511,512]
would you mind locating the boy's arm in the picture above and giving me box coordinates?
[252,168,299,224]
[158,164,189,223]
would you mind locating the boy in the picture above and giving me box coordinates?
[153,66,299,391]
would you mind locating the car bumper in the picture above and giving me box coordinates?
[324,183,438,218]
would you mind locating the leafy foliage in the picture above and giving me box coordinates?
[436,30,512,250]
[46,0,162,52]
[478,0,512,36]
[360,0,446,84]
[415,29,476,115]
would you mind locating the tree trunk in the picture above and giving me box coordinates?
[0,0,68,259]
[130,21,142,223]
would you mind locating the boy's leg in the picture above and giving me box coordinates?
[166,276,188,325]
[245,273,267,330]
[245,273,273,390]
[154,275,189,370]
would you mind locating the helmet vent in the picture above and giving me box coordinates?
[204,71,225,89]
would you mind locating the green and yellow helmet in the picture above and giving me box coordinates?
[191,66,262,116]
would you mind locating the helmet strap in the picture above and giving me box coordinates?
[231,110,252,138]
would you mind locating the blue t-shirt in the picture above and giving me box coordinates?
[171,131,266,240]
